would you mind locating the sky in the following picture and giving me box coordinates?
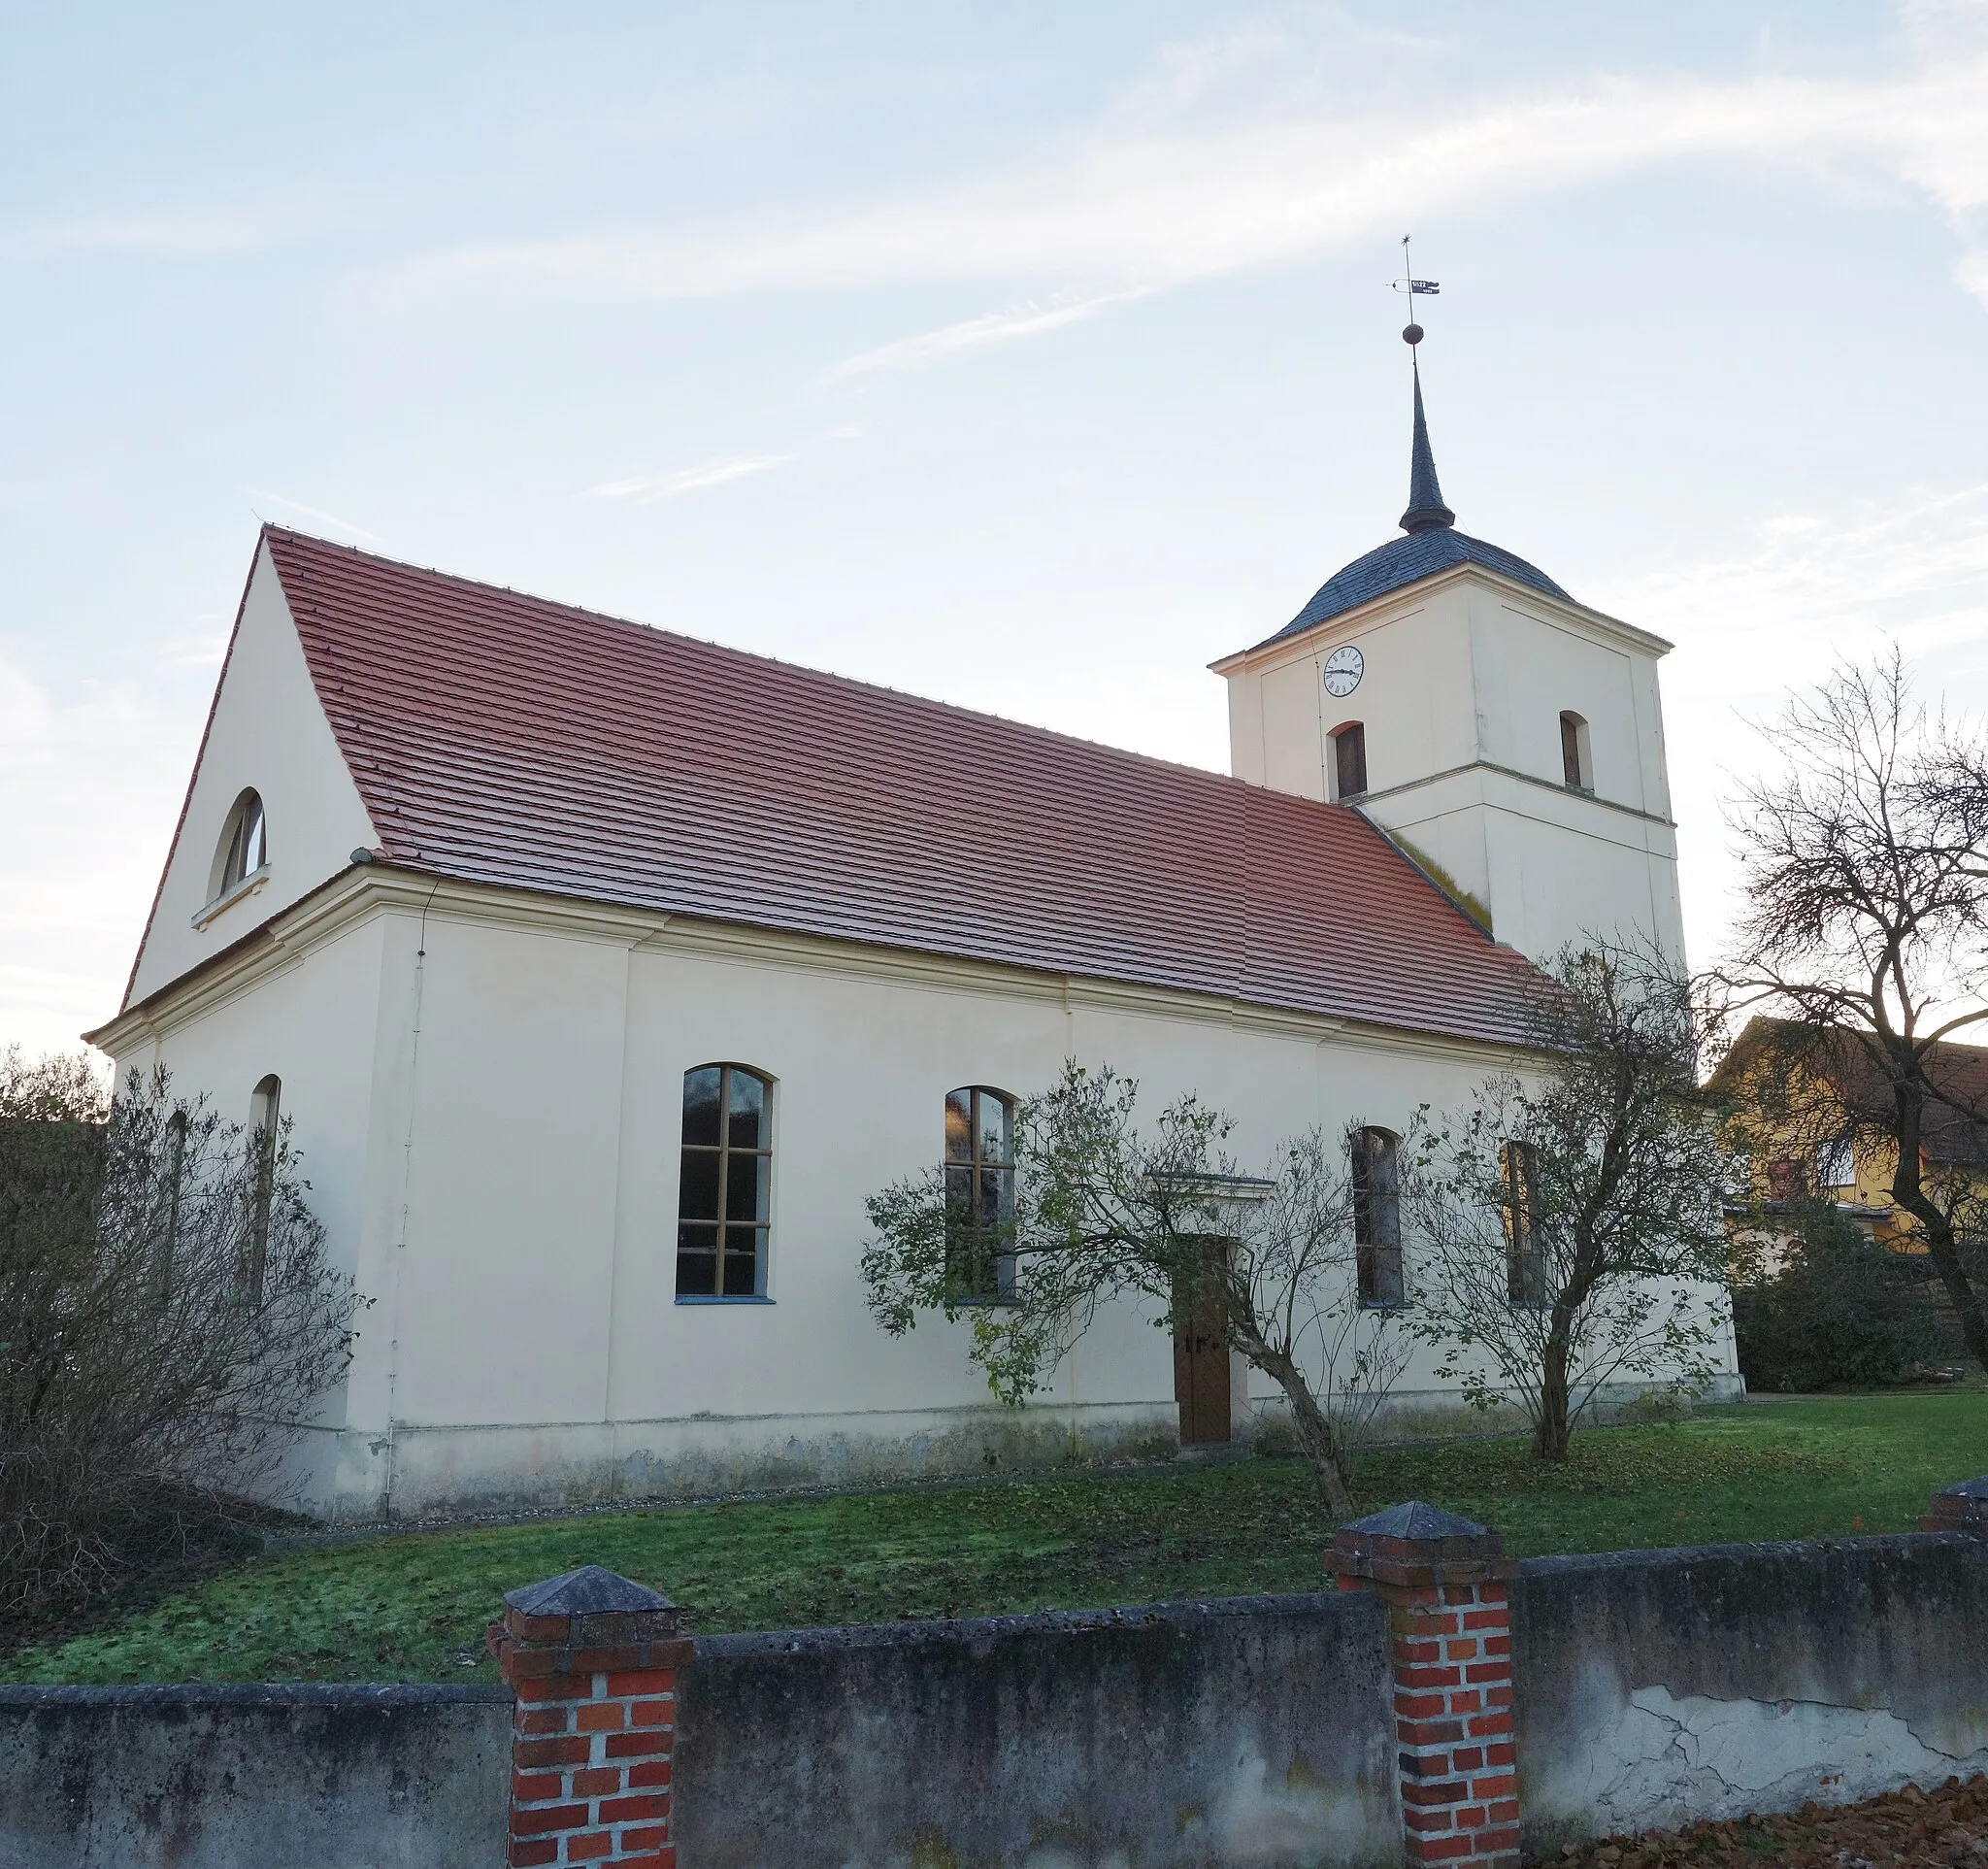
[4,0,1988,1057]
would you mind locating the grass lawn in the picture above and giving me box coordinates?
[5,1392,1984,1686]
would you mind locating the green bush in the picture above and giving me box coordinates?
[1,1050,358,1637]
[1732,1204,1943,1392]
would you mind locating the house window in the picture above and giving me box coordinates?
[1813,1140,1854,1194]
[1332,722,1368,800]
[677,1064,773,1299]
[1502,1140,1546,1305]
[246,1076,281,1304]
[215,790,268,897]
[1560,713,1591,791]
[944,1086,1016,1301]
[1351,1126,1404,1307]
[1765,1155,1806,1203]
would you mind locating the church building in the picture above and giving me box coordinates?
[89,372,1723,1521]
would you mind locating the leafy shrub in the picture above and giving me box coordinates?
[1731,1204,1943,1392]
[1616,1385,1696,1426]
[0,1050,360,1635]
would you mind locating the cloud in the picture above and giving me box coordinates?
[823,289,1153,382]
[397,22,1988,311]
[0,651,192,1056]
[36,206,296,257]
[581,454,792,502]
[158,616,235,672]
[1597,483,1988,703]
[1591,476,1988,968]
[243,489,382,543]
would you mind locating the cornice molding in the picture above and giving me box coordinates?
[1357,758,1677,830]
[1208,560,1672,677]
[88,864,1529,1074]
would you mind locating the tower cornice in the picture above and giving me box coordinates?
[1209,558,1673,676]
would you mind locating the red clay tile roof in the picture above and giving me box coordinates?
[262,526,1540,1047]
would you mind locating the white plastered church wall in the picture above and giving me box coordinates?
[344,894,1526,1518]
[101,541,393,1500]
[97,851,1738,1522]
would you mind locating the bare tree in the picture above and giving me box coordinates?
[861,1063,1416,1515]
[1717,652,1988,1372]
[0,1051,363,1626]
[1404,944,1732,1461]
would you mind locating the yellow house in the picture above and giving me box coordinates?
[1712,1018,1988,1284]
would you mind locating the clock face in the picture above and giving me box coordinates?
[1322,645,1365,698]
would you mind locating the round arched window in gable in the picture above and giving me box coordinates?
[212,789,269,901]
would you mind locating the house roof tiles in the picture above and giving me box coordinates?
[258,527,1541,1048]
[1717,1018,1988,1166]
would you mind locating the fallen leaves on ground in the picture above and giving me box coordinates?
[1544,1777,1988,1868]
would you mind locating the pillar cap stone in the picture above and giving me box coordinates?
[1342,1501,1492,1541]
[1326,1498,1515,1587]
[504,1565,675,1619]
[1923,1475,1988,1536]
[495,1564,686,1652]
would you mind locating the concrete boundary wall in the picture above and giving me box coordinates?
[0,1682,510,1869]
[1513,1532,1988,1853]
[3,1494,1986,1868]
[674,1592,1399,1869]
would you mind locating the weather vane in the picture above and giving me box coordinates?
[1393,234,1441,350]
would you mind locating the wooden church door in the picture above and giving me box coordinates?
[1172,1278,1232,1446]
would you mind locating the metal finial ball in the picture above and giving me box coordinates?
[1403,321,1424,346]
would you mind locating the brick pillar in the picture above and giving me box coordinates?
[1923,1475,1988,1536]
[1327,1502,1520,1869]
[486,1564,690,1868]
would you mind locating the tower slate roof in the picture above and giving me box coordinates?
[1399,368,1456,534]
[1250,367,1572,651]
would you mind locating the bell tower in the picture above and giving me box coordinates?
[1209,320,1684,967]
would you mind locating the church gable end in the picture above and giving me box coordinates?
[122,533,380,1010]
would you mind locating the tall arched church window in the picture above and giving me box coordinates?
[215,789,268,900]
[677,1064,773,1299]
[1332,722,1368,801]
[1559,713,1592,791]
[246,1076,281,1304]
[944,1086,1015,1302]
[1502,1140,1547,1306]
[1351,1126,1403,1307]
[163,1109,189,1255]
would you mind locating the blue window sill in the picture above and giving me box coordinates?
[675,1294,775,1305]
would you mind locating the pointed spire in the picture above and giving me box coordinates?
[1400,362,1456,534]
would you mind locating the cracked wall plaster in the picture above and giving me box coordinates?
[1515,1537,1988,1851]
